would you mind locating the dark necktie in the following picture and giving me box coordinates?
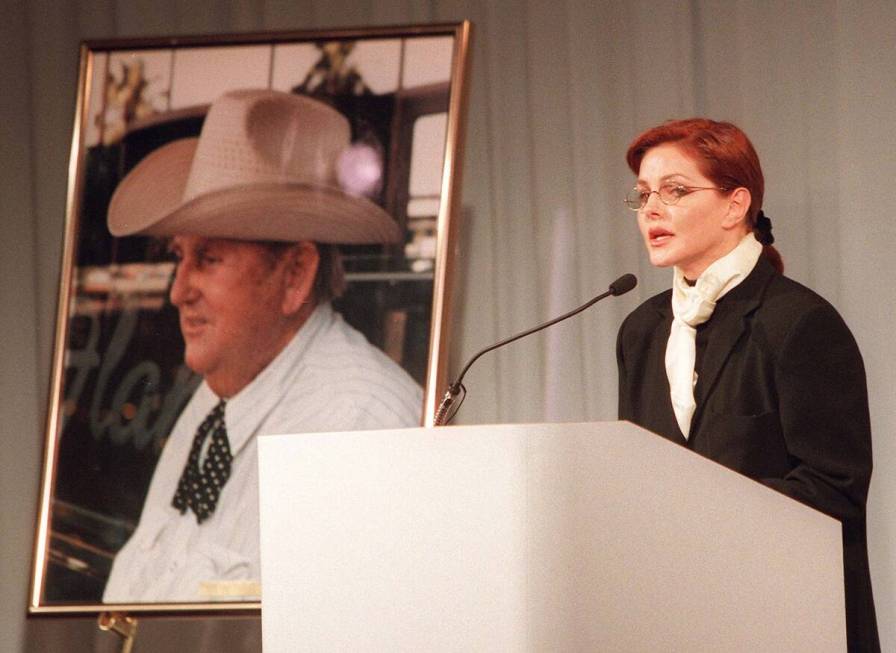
[171,400,233,523]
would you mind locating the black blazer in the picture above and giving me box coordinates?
[617,257,879,652]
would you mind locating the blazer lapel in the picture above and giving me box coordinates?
[690,259,776,432]
[650,298,689,444]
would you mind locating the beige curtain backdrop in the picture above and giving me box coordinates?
[2,1,894,650]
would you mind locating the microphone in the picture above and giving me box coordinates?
[434,273,637,425]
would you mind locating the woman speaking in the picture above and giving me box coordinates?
[616,118,879,651]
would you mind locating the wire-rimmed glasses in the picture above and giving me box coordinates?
[624,183,728,210]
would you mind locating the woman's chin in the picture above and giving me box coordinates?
[647,249,676,269]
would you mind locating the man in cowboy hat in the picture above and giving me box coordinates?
[102,89,422,603]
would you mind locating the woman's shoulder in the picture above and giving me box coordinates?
[618,287,672,340]
[754,270,860,362]
[759,272,847,327]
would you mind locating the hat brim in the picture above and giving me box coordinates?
[107,138,402,244]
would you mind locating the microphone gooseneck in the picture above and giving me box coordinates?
[434,273,638,426]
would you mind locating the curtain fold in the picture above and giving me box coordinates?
[3,1,894,650]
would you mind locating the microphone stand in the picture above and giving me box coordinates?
[434,273,636,426]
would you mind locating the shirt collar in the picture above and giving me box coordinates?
[203,302,335,456]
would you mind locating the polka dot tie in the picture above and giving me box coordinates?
[171,400,232,524]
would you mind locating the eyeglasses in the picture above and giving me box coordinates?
[624,183,728,210]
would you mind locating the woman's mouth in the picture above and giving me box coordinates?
[648,228,674,246]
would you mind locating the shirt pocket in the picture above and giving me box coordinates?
[191,541,260,601]
[195,540,255,579]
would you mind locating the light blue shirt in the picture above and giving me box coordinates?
[103,303,423,603]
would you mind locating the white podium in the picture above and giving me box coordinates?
[258,421,845,652]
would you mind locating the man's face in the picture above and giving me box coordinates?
[168,236,300,397]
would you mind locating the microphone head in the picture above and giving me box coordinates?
[609,273,637,296]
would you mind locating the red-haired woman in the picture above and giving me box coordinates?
[616,118,879,651]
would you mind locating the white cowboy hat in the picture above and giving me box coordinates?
[107,89,401,244]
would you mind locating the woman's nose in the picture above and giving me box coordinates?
[642,190,664,214]
[641,189,670,220]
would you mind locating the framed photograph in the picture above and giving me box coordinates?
[30,21,471,614]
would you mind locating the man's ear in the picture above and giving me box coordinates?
[281,241,319,316]
[722,187,752,230]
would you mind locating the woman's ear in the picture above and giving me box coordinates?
[280,241,320,316]
[722,187,752,230]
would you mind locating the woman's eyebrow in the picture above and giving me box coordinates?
[635,172,695,185]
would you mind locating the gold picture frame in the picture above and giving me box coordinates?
[30,21,471,615]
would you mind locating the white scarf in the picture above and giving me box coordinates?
[665,233,762,438]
